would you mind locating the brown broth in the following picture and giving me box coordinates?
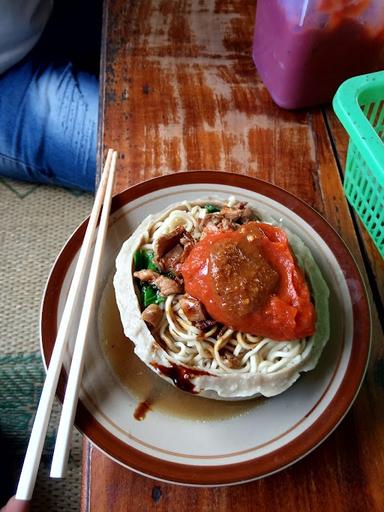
[98,277,264,421]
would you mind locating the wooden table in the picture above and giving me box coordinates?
[82,1,384,510]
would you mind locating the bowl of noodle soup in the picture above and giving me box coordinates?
[40,172,370,485]
[114,198,330,399]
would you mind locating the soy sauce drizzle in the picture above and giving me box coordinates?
[152,362,210,394]
[134,400,153,421]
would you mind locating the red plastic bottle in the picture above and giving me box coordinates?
[252,0,384,109]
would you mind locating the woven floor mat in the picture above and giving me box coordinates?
[0,178,93,511]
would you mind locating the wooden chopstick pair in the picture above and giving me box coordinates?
[14,149,118,504]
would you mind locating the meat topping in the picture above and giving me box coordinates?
[141,304,163,327]
[179,295,207,322]
[180,230,195,247]
[200,214,235,238]
[162,244,184,275]
[195,319,217,332]
[134,255,183,297]
[200,203,254,237]
[133,269,160,282]
[153,226,186,265]
[222,352,242,369]
[220,203,253,223]
[154,275,183,296]
[154,226,196,273]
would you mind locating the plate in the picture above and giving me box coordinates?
[40,172,370,486]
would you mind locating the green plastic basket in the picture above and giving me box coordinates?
[333,71,384,259]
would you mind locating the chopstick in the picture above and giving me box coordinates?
[50,149,118,478]
[15,149,117,501]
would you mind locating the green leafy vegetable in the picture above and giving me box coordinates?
[141,284,165,307]
[146,250,159,271]
[156,293,166,305]
[133,249,160,272]
[204,204,221,214]
[142,285,156,307]
[133,249,146,271]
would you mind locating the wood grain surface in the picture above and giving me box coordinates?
[83,1,384,510]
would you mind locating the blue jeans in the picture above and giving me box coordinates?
[0,56,98,193]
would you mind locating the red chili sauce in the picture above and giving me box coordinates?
[181,222,316,341]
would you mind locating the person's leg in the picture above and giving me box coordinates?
[0,58,98,192]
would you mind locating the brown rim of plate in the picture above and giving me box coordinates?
[40,171,371,486]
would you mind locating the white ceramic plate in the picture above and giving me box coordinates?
[40,172,370,486]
